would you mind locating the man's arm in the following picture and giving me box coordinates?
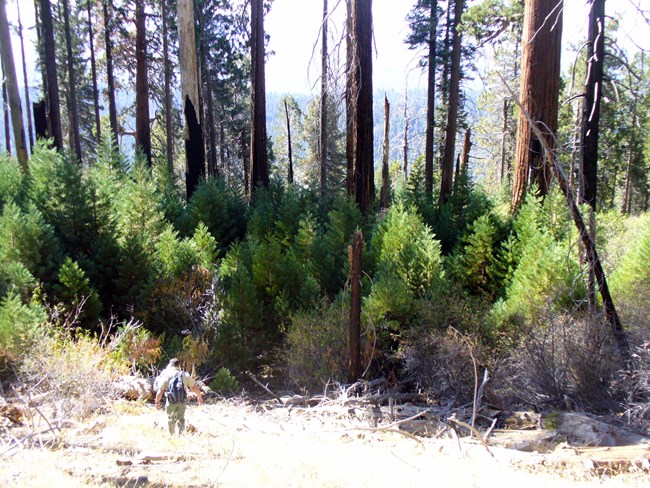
[190,384,204,405]
[155,387,164,408]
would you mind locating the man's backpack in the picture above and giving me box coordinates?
[166,371,187,404]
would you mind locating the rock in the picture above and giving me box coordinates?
[557,413,649,447]
[117,376,154,401]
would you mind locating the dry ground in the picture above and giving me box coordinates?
[1,398,649,487]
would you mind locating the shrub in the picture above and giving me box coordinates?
[209,367,240,394]
[186,177,247,254]
[0,152,25,209]
[366,204,444,326]
[400,327,493,406]
[285,298,373,391]
[53,257,103,326]
[496,311,622,411]
[19,326,129,420]
[0,292,46,363]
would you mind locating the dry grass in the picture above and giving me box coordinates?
[2,398,648,487]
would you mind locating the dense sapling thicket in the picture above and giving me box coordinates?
[0,139,648,424]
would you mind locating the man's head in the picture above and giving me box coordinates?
[168,358,180,368]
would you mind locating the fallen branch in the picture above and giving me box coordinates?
[448,414,495,458]
[246,372,280,400]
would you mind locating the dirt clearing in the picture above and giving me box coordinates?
[1,398,648,487]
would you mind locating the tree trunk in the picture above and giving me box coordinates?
[135,0,152,165]
[198,5,217,178]
[249,0,269,198]
[161,0,174,173]
[440,0,464,203]
[500,98,508,183]
[0,1,27,170]
[506,79,631,366]
[38,0,63,150]
[403,80,409,176]
[380,95,390,209]
[348,230,363,383]
[103,0,118,141]
[511,0,563,211]
[33,100,47,140]
[87,0,101,143]
[623,141,633,215]
[580,0,605,211]
[320,0,329,196]
[460,128,471,175]
[178,0,205,198]
[1,63,9,153]
[284,99,294,184]
[16,2,34,152]
[424,0,437,198]
[351,0,374,214]
[62,0,82,163]
[345,0,354,196]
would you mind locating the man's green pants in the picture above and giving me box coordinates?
[165,402,187,435]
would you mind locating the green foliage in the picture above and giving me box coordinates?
[610,213,650,312]
[186,177,247,254]
[54,257,103,325]
[0,201,62,295]
[0,152,25,210]
[313,196,363,295]
[209,367,240,394]
[0,292,46,361]
[366,204,444,327]
[489,195,586,329]
[448,213,510,297]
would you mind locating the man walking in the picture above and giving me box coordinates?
[155,358,204,435]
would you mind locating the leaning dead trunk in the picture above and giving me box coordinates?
[503,74,631,366]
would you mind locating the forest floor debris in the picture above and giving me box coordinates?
[1,390,649,487]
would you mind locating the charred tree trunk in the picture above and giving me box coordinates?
[0,0,27,169]
[580,0,605,211]
[62,0,82,163]
[424,0,437,198]
[320,0,328,196]
[103,0,118,141]
[440,0,464,203]
[178,0,205,198]
[87,0,101,143]
[284,99,294,184]
[16,2,33,151]
[161,0,174,173]
[135,0,152,165]
[33,100,47,140]
[348,230,363,383]
[380,95,390,209]
[511,0,563,211]
[249,0,269,198]
[351,0,374,214]
[38,0,63,150]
